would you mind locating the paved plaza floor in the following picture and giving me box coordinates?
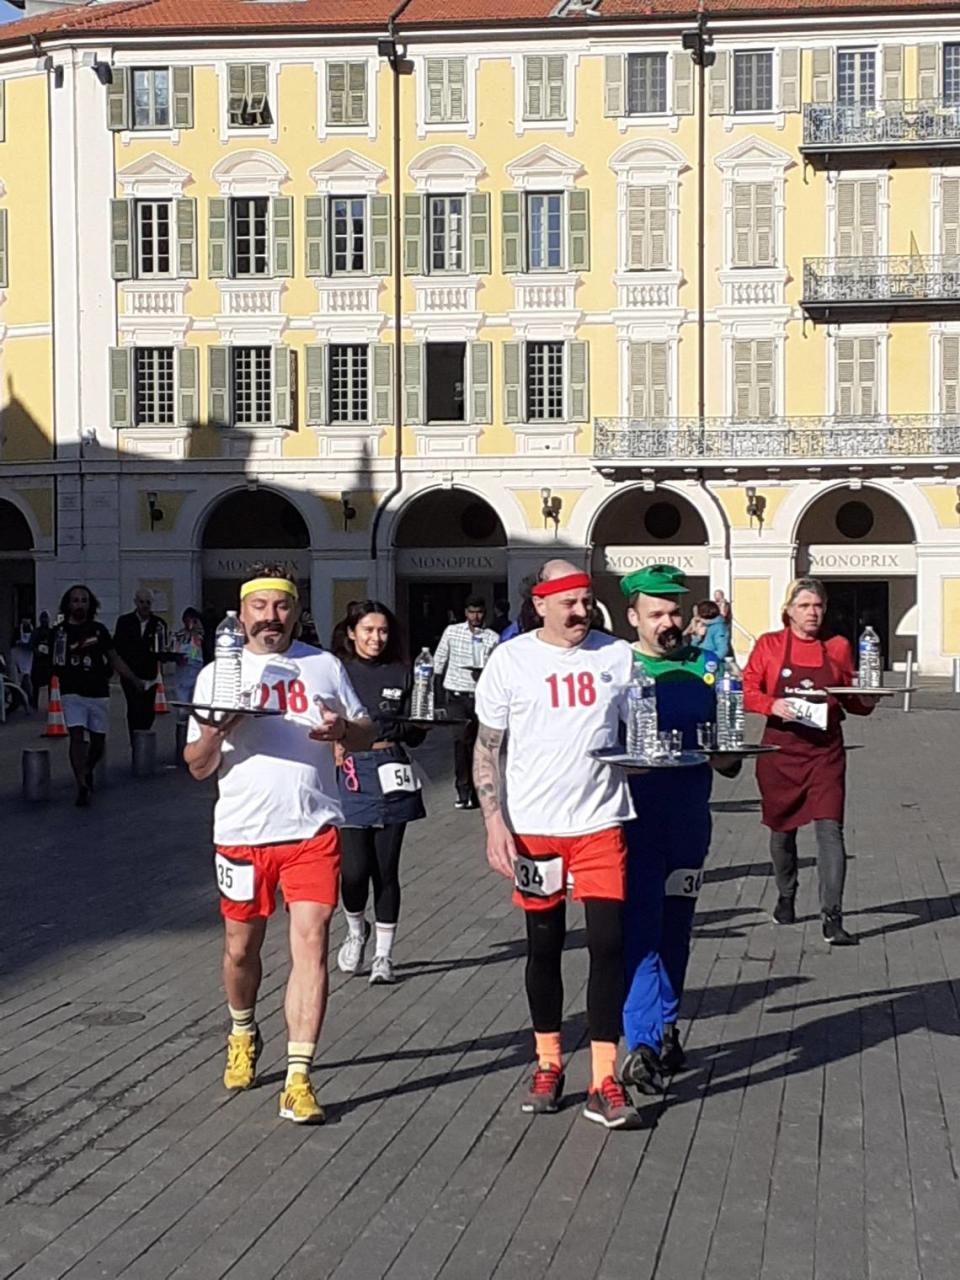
[0,692,958,1279]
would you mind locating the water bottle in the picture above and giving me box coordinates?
[212,611,245,708]
[716,657,745,749]
[625,658,659,759]
[411,647,435,720]
[857,625,882,688]
[53,627,67,667]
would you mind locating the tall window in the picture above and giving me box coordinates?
[836,337,877,417]
[733,339,775,418]
[233,347,272,425]
[626,186,669,271]
[426,343,466,422]
[227,65,271,128]
[944,45,960,106]
[231,198,269,277]
[527,193,563,271]
[134,348,175,425]
[428,196,465,273]
[326,62,369,126]
[835,180,878,258]
[330,345,369,422]
[330,198,366,274]
[732,182,775,268]
[136,201,172,277]
[626,53,668,116]
[733,51,773,113]
[527,342,564,420]
[629,342,670,418]
[425,58,467,124]
[523,55,566,121]
[837,50,876,107]
[132,68,170,129]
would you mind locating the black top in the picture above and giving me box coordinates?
[341,656,425,747]
[54,622,114,698]
[113,611,167,680]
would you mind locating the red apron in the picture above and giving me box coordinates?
[756,630,846,832]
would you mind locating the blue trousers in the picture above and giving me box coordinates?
[622,802,710,1053]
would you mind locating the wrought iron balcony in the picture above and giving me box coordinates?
[593,415,960,467]
[802,99,960,159]
[802,255,960,321]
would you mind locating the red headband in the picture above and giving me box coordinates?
[531,573,592,598]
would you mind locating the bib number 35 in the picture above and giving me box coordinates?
[215,853,255,903]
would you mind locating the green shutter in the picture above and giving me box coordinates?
[672,52,694,115]
[176,346,199,426]
[503,341,522,423]
[305,196,326,276]
[604,55,625,117]
[567,341,588,422]
[402,343,423,424]
[272,346,293,427]
[370,194,391,275]
[501,191,523,273]
[271,196,293,277]
[372,343,394,425]
[172,66,194,129]
[447,58,466,122]
[403,194,423,275]
[208,198,229,278]
[110,199,134,280]
[347,62,367,125]
[708,50,729,115]
[545,56,566,119]
[208,346,231,425]
[0,208,7,288]
[425,58,446,122]
[110,347,134,429]
[524,55,544,120]
[176,198,197,277]
[567,190,590,272]
[469,192,490,274]
[305,344,326,425]
[248,64,268,116]
[106,67,130,131]
[227,64,247,123]
[327,61,347,125]
[469,341,492,424]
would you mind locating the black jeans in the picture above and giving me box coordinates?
[447,691,478,803]
[122,680,156,745]
[769,819,847,914]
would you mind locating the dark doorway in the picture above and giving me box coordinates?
[426,343,466,422]
[407,579,508,656]
[826,580,890,667]
[200,488,311,618]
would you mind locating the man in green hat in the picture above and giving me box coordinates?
[617,564,739,1095]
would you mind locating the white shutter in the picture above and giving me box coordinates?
[836,179,878,258]
[629,342,670,419]
[626,186,668,270]
[942,336,960,414]
[942,178,960,258]
[733,339,776,418]
[733,183,775,267]
[836,336,876,417]
[733,184,754,267]
[545,56,566,120]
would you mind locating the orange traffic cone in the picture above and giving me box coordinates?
[42,675,67,738]
[154,673,169,715]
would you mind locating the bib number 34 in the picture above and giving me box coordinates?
[514,854,564,898]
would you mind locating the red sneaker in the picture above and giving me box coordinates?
[521,1062,564,1114]
[584,1076,643,1129]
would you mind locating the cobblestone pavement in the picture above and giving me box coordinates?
[0,693,958,1280]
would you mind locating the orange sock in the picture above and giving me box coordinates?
[534,1031,562,1071]
[590,1041,617,1090]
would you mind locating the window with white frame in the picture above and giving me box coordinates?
[134,348,175,425]
[835,336,877,416]
[327,62,369,127]
[733,51,773,113]
[945,46,960,105]
[629,341,670,418]
[527,341,565,420]
[132,69,170,129]
[941,334,960,412]
[232,198,270,277]
[428,195,466,272]
[329,344,369,423]
[330,197,367,274]
[523,55,566,121]
[111,196,197,281]
[626,53,668,116]
[135,201,173,278]
[626,185,669,270]
[503,339,588,423]
[942,177,960,261]
[835,179,879,257]
[732,182,775,268]
[425,58,467,124]
[233,347,273,425]
[732,339,776,417]
[228,64,272,128]
[836,50,875,107]
[527,193,564,271]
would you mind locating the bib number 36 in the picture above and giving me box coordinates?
[215,853,255,902]
[514,854,564,898]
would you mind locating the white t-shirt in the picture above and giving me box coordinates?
[474,629,635,837]
[187,641,365,846]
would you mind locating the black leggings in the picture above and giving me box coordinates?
[525,899,624,1044]
[339,824,406,924]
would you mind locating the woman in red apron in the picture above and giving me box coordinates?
[743,578,878,945]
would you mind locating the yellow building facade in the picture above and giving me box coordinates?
[1,0,959,668]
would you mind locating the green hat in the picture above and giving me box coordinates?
[619,563,690,599]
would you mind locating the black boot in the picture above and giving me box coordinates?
[822,910,856,946]
[660,1023,687,1074]
[773,894,796,925]
[620,1043,665,1096]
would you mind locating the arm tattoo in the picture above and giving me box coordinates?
[473,723,506,819]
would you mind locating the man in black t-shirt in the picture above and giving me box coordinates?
[53,585,143,807]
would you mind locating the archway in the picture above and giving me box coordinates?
[795,486,917,667]
[0,498,35,658]
[590,487,710,638]
[199,488,311,620]
[393,488,507,652]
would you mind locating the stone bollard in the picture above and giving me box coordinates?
[132,730,157,778]
[954,657,960,696]
[174,718,189,768]
[21,749,50,802]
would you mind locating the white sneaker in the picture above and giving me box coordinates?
[369,955,395,985]
[337,920,370,975]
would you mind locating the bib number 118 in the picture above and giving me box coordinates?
[545,672,596,708]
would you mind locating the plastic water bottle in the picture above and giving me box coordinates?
[53,628,67,667]
[212,611,245,708]
[411,647,435,720]
[857,625,882,688]
[716,657,745,749]
[626,658,659,759]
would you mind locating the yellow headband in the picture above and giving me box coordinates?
[240,577,299,601]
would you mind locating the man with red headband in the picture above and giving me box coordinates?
[473,559,641,1129]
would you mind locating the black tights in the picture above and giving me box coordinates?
[525,899,624,1044]
[339,824,406,924]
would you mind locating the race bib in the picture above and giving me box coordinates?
[214,853,255,902]
[514,854,565,898]
[378,762,420,794]
[665,868,704,898]
[786,696,828,730]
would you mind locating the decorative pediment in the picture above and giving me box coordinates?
[117,152,192,198]
[211,150,290,196]
[609,139,688,178]
[506,144,584,190]
[409,145,485,192]
[714,136,794,176]
[309,149,386,195]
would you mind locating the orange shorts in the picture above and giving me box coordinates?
[512,827,626,912]
[214,827,341,922]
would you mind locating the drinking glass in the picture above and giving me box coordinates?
[669,729,683,758]
[697,722,717,751]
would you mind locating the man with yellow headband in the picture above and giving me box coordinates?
[185,562,374,1124]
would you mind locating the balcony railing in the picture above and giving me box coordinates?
[802,255,960,319]
[593,415,960,465]
[802,99,960,153]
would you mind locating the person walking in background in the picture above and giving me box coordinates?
[171,608,205,712]
[113,589,167,746]
[30,611,53,710]
[10,619,34,710]
[686,599,731,661]
[331,600,426,985]
[434,597,499,809]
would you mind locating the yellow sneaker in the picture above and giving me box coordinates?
[279,1072,325,1124]
[223,1029,262,1091]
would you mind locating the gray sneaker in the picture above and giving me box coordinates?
[337,921,370,975]
[369,955,396,985]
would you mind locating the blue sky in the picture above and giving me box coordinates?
[0,3,21,23]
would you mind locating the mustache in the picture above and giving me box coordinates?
[566,615,590,627]
[658,626,684,650]
[251,621,284,637]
